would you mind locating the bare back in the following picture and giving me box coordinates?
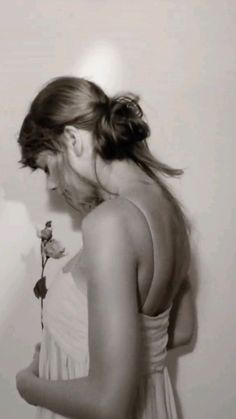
[113,183,190,317]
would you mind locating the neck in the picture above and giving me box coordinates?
[94,156,156,201]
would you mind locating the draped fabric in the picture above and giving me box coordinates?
[35,248,178,419]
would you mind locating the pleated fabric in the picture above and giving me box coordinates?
[35,249,178,419]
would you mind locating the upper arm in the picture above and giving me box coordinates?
[81,205,140,413]
[168,277,195,346]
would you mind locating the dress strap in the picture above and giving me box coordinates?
[120,194,157,313]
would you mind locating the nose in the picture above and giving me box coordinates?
[46,175,57,191]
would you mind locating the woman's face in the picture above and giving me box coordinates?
[36,150,103,215]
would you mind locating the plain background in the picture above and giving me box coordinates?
[0,1,235,418]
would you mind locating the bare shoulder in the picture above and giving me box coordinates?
[82,196,143,224]
[81,197,148,254]
[81,199,128,244]
[82,198,127,229]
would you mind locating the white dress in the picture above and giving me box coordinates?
[35,194,179,419]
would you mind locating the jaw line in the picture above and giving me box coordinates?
[62,193,82,213]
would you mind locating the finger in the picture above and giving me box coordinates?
[33,351,40,361]
[34,342,41,352]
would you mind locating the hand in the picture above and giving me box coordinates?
[15,342,41,405]
[32,342,41,377]
[16,364,37,405]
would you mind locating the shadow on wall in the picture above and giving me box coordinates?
[5,170,84,233]
[0,186,44,418]
[167,238,200,419]
[0,186,38,336]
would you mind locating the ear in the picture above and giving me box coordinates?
[63,125,83,157]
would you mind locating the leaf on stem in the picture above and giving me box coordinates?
[33,276,48,299]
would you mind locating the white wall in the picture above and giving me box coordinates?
[0,1,235,418]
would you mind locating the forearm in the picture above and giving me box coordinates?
[167,331,192,350]
[28,374,110,419]
[167,314,195,350]
[167,280,195,351]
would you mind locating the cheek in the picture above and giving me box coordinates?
[71,181,90,201]
[55,155,99,203]
[54,157,71,192]
[67,170,91,196]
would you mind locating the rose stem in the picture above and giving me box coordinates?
[40,240,49,330]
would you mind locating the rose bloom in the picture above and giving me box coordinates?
[37,221,53,241]
[44,239,65,259]
[39,226,53,241]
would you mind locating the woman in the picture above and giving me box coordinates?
[16,77,194,419]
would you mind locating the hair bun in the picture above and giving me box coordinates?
[94,93,150,160]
